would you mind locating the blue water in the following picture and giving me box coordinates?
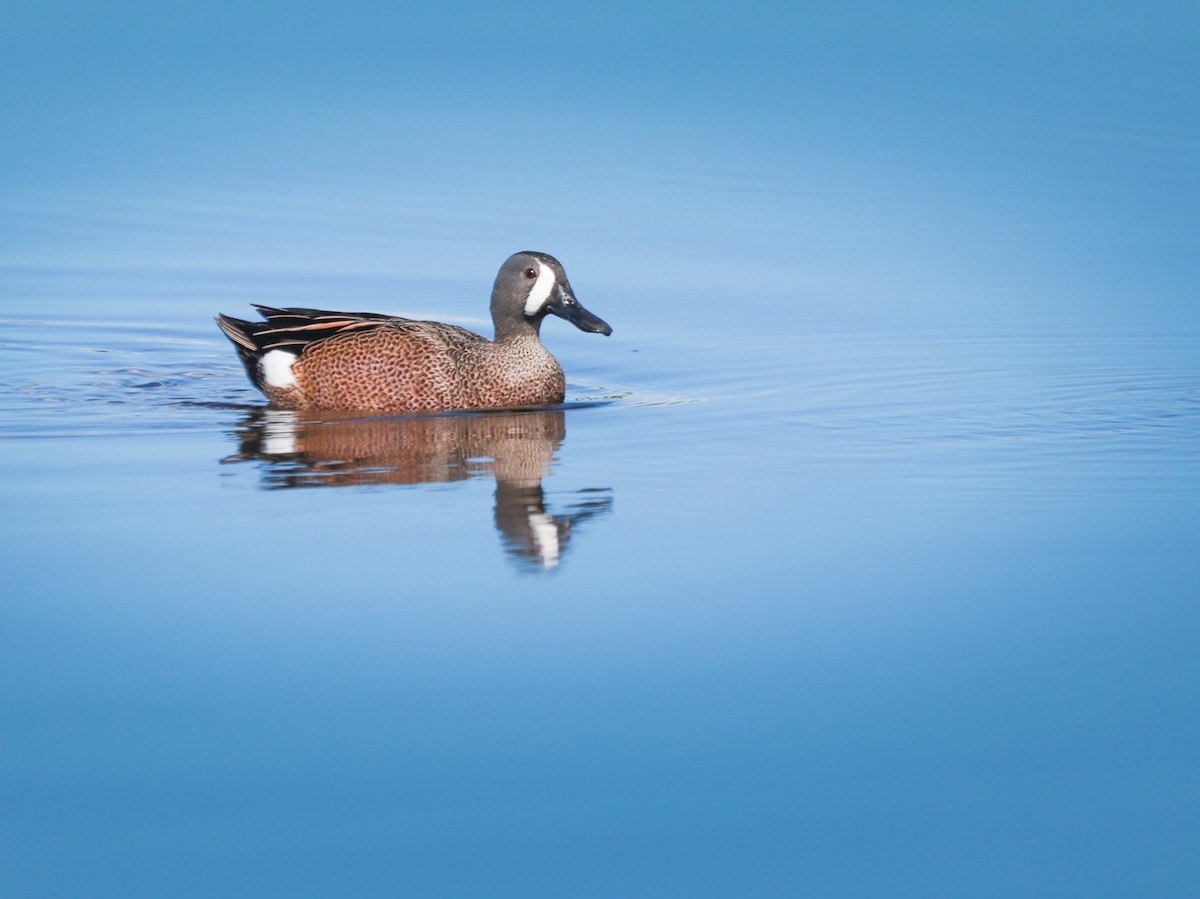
[3,3,1199,896]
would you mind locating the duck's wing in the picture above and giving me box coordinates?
[244,305,409,352]
[216,306,486,393]
[254,304,399,327]
[218,306,484,356]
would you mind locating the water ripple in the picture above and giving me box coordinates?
[3,317,1197,489]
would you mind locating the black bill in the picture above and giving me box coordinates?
[546,288,612,336]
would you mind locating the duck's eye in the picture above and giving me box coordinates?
[524,267,537,279]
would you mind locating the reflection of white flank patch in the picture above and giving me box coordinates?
[261,410,297,455]
[524,260,557,316]
[528,511,560,569]
[260,349,298,388]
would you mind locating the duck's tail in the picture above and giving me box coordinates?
[215,313,268,390]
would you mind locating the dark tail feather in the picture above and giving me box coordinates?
[215,314,266,390]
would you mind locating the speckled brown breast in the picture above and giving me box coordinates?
[262,322,567,414]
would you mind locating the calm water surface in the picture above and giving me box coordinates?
[4,287,1197,896]
[3,4,1200,896]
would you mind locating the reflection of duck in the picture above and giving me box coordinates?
[223,408,612,571]
[215,251,612,414]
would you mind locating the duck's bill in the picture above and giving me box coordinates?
[548,291,613,336]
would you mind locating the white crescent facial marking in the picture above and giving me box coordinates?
[524,260,557,316]
[260,349,298,389]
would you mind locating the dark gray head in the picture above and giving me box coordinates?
[491,251,612,339]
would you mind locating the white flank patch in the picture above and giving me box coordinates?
[524,260,557,316]
[528,511,560,569]
[260,349,298,389]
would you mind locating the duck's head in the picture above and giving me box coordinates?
[492,251,613,338]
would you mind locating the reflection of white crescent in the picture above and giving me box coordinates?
[528,511,560,569]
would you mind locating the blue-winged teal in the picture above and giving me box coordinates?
[216,251,612,413]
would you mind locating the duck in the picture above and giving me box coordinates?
[215,251,612,413]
